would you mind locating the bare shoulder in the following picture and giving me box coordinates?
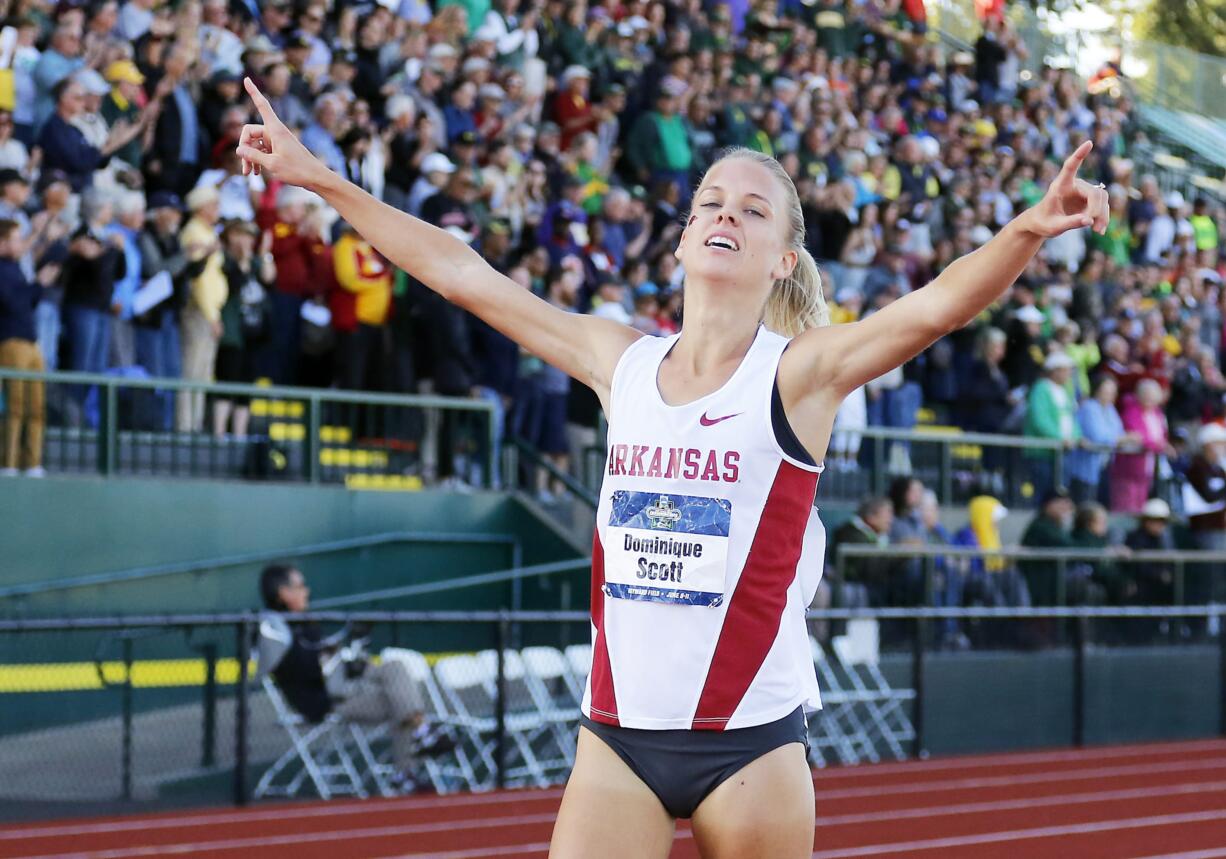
[778,323,858,399]
[574,315,647,400]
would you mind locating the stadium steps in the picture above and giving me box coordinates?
[1136,104,1226,174]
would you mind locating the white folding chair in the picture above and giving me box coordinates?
[807,635,879,766]
[830,619,915,761]
[433,653,500,791]
[519,646,582,767]
[476,649,569,787]
[563,643,592,703]
[254,676,370,800]
[374,648,465,794]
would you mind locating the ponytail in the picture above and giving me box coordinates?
[764,245,829,337]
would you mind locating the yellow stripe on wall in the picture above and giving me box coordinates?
[0,652,463,693]
[0,659,253,693]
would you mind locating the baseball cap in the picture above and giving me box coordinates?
[660,76,688,97]
[285,32,313,50]
[104,60,145,85]
[1140,498,1171,520]
[1015,305,1045,325]
[1040,486,1071,507]
[421,153,456,175]
[147,191,183,210]
[1199,423,1226,447]
[1043,351,1075,371]
[74,69,110,96]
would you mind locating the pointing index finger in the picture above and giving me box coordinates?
[244,77,277,127]
[1057,140,1094,188]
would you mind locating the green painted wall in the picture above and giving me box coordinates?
[880,645,1220,754]
[0,477,585,617]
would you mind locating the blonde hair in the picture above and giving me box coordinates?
[702,148,830,337]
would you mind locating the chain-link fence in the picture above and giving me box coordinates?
[1,607,1224,823]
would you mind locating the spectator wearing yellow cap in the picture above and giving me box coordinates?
[100,60,146,169]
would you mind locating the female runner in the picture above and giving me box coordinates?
[236,78,1108,858]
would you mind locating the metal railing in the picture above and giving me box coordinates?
[0,605,1222,821]
[0,368,497,487]
[833,544,1226,608]
[0,368,1188,512]
[820,425,1117,509]
[0,531,524,605]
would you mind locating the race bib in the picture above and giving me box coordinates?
[603,490,732,607]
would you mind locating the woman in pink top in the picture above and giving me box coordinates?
[1111,378,1170,513]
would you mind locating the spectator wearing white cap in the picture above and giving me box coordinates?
[70,69,113,151]
[381,95,419,213]
[1023,350,1079,501]
[1180,423,1226,610]
[407,152,455,218]
[1123,498,1176,611]
[554,66,595,152]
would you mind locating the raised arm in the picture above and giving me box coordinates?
[784,141,1108,400]
[235,78,640,407]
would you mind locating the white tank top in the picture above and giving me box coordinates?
[582,325,826,731]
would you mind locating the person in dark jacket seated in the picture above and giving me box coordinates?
[255,563,451,790]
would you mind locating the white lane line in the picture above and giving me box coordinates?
[816,778,1226,826]
[13,772,1226,857]
[813,738,1226,780]
[379,829,698,858]
[1131,851,1226,859]
[814,755,1226,801]
[9,753,1226,844]
[0,790,566,841]
[6,739,1220,841]
[11,812,561,859]
[388,843,553,859]
[810,809,1226,858]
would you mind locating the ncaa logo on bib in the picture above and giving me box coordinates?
[645,496,682,530]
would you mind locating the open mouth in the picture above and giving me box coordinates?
[704,236,739,251]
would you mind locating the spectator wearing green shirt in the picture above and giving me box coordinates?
[99,60,145,170]
[1191,198,1219,252]
[1024,351,1081,501]
[626,77,694,206]
[437,0,491,37]
[1090,186,1132,265]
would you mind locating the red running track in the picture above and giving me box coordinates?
[4,739,1226,858]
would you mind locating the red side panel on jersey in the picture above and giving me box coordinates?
[691,461,819,730]
[587,530,620,725]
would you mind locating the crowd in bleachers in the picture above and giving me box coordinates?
[0,0,1224,522]
[827,473,1216,645]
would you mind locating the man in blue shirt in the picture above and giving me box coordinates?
[299,93,347,175]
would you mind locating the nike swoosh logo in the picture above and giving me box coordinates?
[699,411,743,427]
